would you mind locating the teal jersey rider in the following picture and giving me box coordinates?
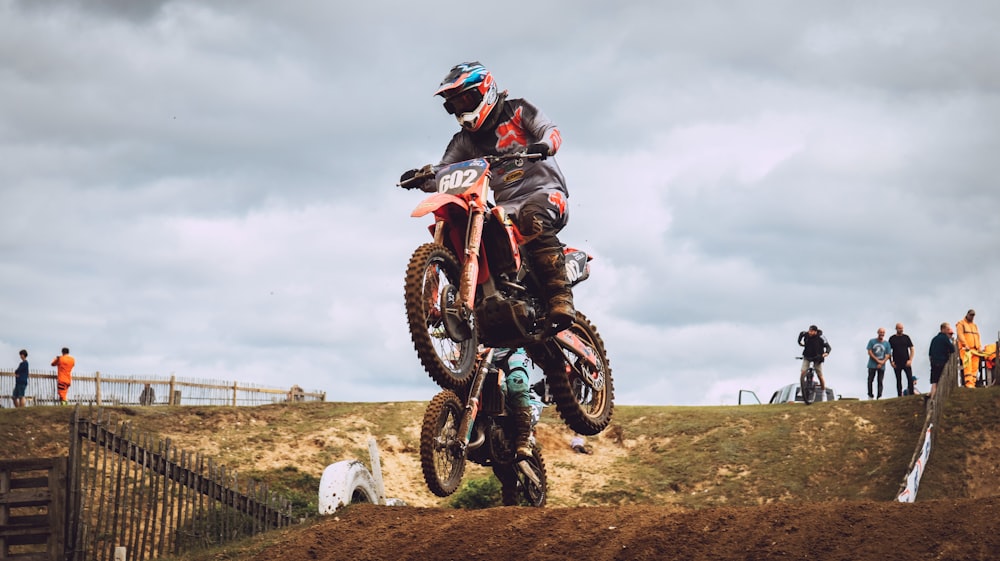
[494,347,531,408]
[493,347,534,458]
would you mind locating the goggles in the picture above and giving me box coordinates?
[443,88,483,115]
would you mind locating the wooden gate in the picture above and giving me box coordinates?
[66,408,293,561]
[0,457,67,561]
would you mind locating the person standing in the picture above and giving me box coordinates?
[51,347,75,405]
[13,350,29,408]
[866,328,892,399]
[798,325,832,392]
[888,323,915,397]
[956,309,982,388]
[928,323,956,400]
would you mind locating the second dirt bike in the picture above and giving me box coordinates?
[400,153,614,436]
[420,348,547,506]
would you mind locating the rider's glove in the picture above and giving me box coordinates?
[526,143,550,160]
[399,168,419,188]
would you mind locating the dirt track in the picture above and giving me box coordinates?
[254,498,1000,561]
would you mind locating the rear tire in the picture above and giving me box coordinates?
[404,243,478,393]
[317,460,379,515]
[529,311,613,436]
[801,371,816,405]
[419,390,467,497]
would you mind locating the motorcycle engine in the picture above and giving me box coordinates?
[474,292,538,348]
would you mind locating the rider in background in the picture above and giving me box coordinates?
[493,347,534,458]
[400,61,576,330]
[798,325,832,393]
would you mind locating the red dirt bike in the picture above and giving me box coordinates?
[420,347,547,506]
[399,152,613,435]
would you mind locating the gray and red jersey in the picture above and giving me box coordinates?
[437,98,568,207]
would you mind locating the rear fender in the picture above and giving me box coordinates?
[563,248,592,287]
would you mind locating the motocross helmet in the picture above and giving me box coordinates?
[435,61,500,132]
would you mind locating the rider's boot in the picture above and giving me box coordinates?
[529,247,576,331]
[513,406,534,459]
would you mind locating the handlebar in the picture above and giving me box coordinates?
[397,152,543,189]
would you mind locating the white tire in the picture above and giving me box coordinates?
[317,460,379,515]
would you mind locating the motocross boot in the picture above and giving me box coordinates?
[513,406,534,459]
[529,247,576,332]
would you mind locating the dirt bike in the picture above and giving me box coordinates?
[797,356,818,405]
[420,347,547,506]
[399,152,614,435]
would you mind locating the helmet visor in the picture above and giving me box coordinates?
[443,88,483,115]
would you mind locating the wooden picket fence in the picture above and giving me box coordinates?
[64,407,294,561]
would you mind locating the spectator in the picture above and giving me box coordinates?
[866,328,891,399]
[902,375,921,396]
[956,309,982,388]
[798,325,832,393]
[570,435,592,455]
[139,383,156,405]
[13,349,29,408]
[928,323,956,400]
[889,323,916,397]
[51,347,75,405]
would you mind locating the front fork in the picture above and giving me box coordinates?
[432,203,485,321]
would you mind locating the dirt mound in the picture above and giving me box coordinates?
[252,498,1000,561]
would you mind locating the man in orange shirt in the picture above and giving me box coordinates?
[956,309,982,388]
[51,347,75,405]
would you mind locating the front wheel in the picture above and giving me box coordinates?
[529,312,614,436]
[404,243,478,393]
[800,371,816,405]
[420,390,467,497]
[493,447,547,507]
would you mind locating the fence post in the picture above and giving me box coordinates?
[169,375,176,405]
[232,381,238,407]
[95,371,102,407]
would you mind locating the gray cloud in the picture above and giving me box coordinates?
[2,0,998,406]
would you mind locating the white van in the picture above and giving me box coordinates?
[768,383,836,404]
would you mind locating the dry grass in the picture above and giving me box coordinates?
[8,388,1000,561]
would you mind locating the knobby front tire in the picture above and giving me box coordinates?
[530,311,614,436]
[404,243,478,393]
[419,390,466,497]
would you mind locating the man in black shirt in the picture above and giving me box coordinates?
[798,325,832,392]
[889,323,915,397]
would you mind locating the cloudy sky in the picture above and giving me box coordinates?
[3,0,998,406]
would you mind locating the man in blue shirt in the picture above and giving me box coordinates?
[13,349,29,408]
[866,328,892,399]
[928,322,956,400]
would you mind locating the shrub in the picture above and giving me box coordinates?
[449,477,502,509]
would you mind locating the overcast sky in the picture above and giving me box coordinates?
[3,0,999,406]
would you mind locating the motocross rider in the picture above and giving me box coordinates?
[493,347,534,458]
[400,61,576,332]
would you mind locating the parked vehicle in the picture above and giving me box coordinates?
[769,383,836,404]
[399,153,613,436]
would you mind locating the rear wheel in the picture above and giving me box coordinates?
[404,243,478,393]
[801,370,816,405]
[419,390,467,497]
[493,447,547,507]
[529,312,613,436]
